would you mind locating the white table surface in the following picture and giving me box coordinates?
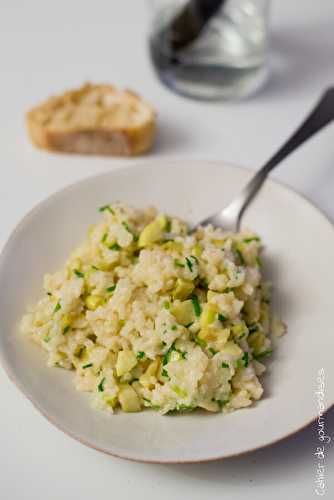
[1,1,333,498]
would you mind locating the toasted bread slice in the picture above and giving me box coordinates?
[26,83,156,156]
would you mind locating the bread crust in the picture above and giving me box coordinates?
[26,83,156,156]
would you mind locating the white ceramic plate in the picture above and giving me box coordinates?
[0,160,333,463]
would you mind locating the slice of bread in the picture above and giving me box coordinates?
[26,83,156,156]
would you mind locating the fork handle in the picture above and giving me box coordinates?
[237,87,334,227]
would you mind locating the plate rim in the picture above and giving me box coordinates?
[0,159,333,463]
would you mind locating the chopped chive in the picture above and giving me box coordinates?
[185,322,194,328]
[47,292,52,296]
[194,336,207,348]
[175,404,193,412]
[209,347,218,356]
[216,399,229,409]
[91,265,99,271]
[185,256,193,272]
[54,301,61,313]
[43,336,51,343]
[162,342,176,365]
[63,325,71,334]
[73,269,84,279]
[161,368,169,378]
[180,351,187,359]
[99,205,114,214]
[161,341,167,347]
[165,219,172,232]
[82,363,93,369]
[98,377,106,392]
[171,325,177,331]
[238,332,246,340]
[235,249,245,265]
[136,351,145,360]
[109,242,121,251]
[122,221,132,233]
[254,349,272,360]
[174,259,185,268]
[191,294,202,317]
[218,313,227,323]
[101,233,108,243]
[163,301,170,310]
[237,352,249,368]
[243,237,260,243]
[106,284,116,293]
[221,362,229,369]
[248,324,258,334]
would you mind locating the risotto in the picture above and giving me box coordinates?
[20,203,285,415]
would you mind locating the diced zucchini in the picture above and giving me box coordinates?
[118,385,141,412]
[85,295,103,310]
[248,331,267,355]
[138,220,163,247]
[172,279,194,300]
[157,214,168,230]
[116,351,137,377]
[221,341,243,357]
[200,303,217,328]
[171,300,196,325]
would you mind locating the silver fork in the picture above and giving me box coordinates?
[196,87,334,232]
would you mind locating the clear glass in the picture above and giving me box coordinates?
[148,0,270,100]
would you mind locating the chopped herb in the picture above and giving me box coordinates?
[91,265,99,271]
[191,294,202,317]
[122,221,131,232]
[136,351,145,360]
[185,322,194,328]
[151,405,161,410]
[163,301,170,310]
[98,377,106,392]
[99,205,114,214]
[165,218,172,232]
[209,347,218,356]
[175,404,193,412]
[143,397,151,403]
[248,324,258,334]
[82,363,93,369]
[254,349,272,360]
[130,378,139,384]
[237,352,249,368]
[106,284,116,293]
[63,325,71,334]
[43,336,51,343]
[161,341,167,347]
[185,256,193,272]
[109,242,121,251]
[179,351,187,360]
[74,269,84,278]
[194,336,207,348]
[174,259,185,268]
[47,292,52,296]
[54,301,61,313]
[218,313,227,323]
[216,399,229,409]
[171,325,177,331]
[238,332,246,340]
[101,233,108,243]
[161,368,169,378]
[221,362,229,369]
[162,342,176,365]
[235,249,245,265]
[243,236,260,243]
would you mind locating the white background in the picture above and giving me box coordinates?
[0,1,333,498]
